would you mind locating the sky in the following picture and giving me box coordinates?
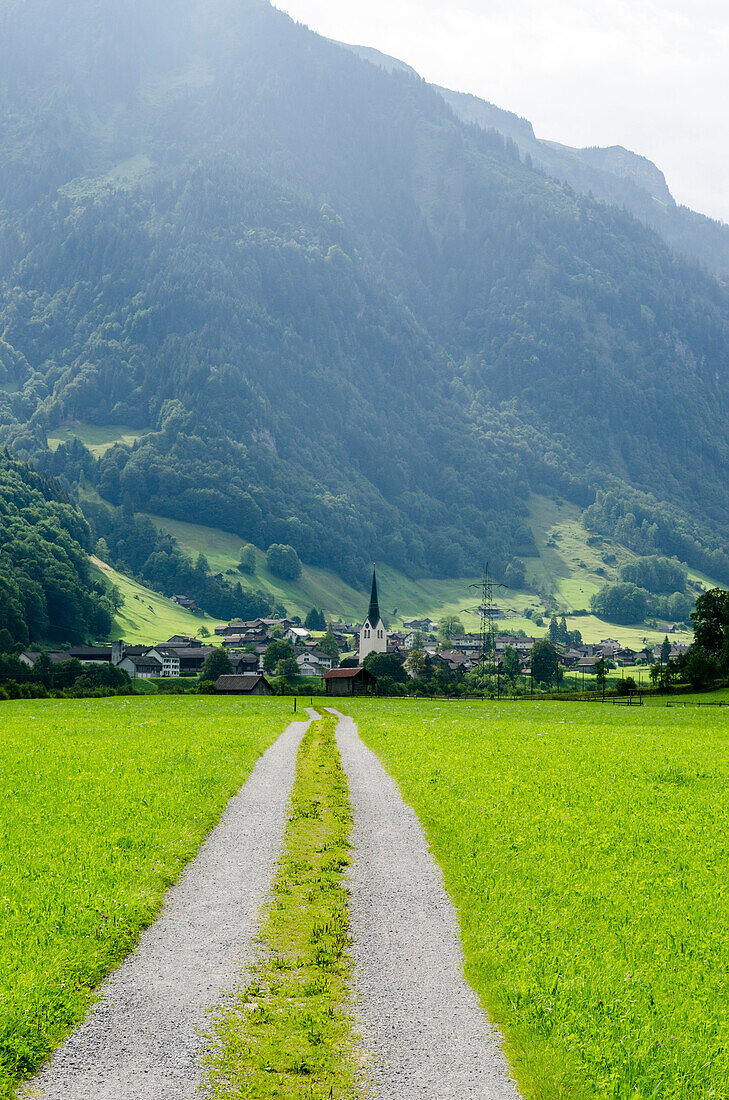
[276,0,729,224]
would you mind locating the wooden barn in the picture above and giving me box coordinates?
[323,667,377,696]
[214,674,274,696]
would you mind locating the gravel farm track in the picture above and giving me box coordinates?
[22,710,522,1100]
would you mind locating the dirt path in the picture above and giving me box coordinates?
[332,710,522,1100]
[22,711,316,1100]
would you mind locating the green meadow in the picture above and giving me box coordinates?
[89,555,222,643]
[0,696,290,1096]
[339,697,729,1100]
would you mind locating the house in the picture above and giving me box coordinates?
[174,646,214,675]
[19,651,72,668]
[403,618,431,632]
[286,626,313,645]
[479,604,505,620]
[141,644,213,676]
[230,652,260,675]
[67,646,115,665]
[449,634,482,654]
[214,674,274,696]
[296,653,329,677]
[432,650,471,673]
[324,667,377,696]
[171,595,197,611]
[146,647,181,677]
[165,636,202,647]
[656,622,678,635]
[652,642,690,661]
[117,653,163,679]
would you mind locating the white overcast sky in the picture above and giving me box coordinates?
[276,0,729,224]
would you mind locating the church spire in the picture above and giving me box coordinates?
[367,565,381,625]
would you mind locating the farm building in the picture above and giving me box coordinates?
[117,653,163,679]
[324,667,377,696]
[214,674,274,696]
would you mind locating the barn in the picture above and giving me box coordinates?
[214,674,274,696]
[323,667,377,696]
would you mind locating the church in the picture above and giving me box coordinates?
[358,566,388,664]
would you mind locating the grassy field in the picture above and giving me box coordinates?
[90,556,222,643]
[525,495,698,648]
[0,696,291,1096]
[145,513,485,630]
[47,424,148,457]
[339,697,729,1100]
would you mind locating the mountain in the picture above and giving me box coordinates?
[0,450,113,644]
[353,44,729,281]
[1,0,729,594]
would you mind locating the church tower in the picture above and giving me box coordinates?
[359,566,388,664]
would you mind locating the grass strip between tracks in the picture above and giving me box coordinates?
[204,713,362,1099]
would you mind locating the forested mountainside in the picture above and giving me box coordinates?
[1,0,729,586]
[0,450,113,644]
[344,43,729,280]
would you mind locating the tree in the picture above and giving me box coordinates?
[405,644,429,679]
[316,628,340,665]
[501,646,520,685]
[364,651,408,684]
[239,544,256,574]
[594,656,608,692]
[263,639,295,671]
[660,636,671,666]
[505,559,526,589]
[691,588,729,656]
[591,583,648,625]
[682,646,718,688]
[549,616,559,644]
[530,640,559,686]
[559,615,569,643]
[439,616,464,642]
[276,656,300,683]
[305,607,326,630]
[201,648,233,681]
[266,544,302,580]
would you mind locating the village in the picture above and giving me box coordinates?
[17,568,690,697]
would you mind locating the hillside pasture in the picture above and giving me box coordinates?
[0,696,290,1096]
[145,509,701,646]
[340,698,729,1100]
[90,556,221,643]
[46,424,148,457]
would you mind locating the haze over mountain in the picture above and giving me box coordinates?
[345,41,729,280]
[1,0,729,591]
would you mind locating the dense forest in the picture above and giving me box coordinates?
[0,450,113,644]
[1,0,729,587]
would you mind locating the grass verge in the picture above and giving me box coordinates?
[204,713,362,1099]
[340,697,729,1100]
[0,696,290,1097]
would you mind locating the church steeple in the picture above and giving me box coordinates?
[367,565,381,626]
[359,564,388,663]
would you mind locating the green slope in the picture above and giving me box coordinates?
[146,510,701,647]
[90,556,221,644]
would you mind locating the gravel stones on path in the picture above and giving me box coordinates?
[333,710,523,1100]
[22,711,316,1100]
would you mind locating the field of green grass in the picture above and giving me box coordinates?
[339,697,729,1100]
[0,695,291,1096]
[145,513,485,630]
[47,424,148,457]
[90,556,222,643]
